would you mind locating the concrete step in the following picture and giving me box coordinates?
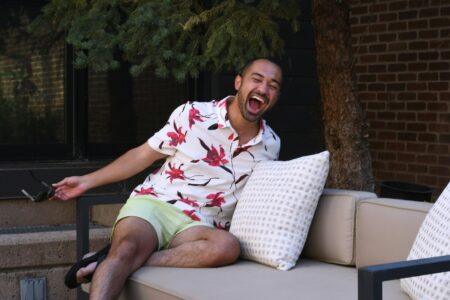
[0,226,111,300]
[0,198,75,228]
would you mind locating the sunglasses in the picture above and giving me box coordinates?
[21,171,55,202]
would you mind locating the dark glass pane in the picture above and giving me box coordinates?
[87,66,190,158]
[0,2,67,160]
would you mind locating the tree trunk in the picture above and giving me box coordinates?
[312,0,374,191]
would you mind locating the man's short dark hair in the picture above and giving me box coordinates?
[239,57,283,77]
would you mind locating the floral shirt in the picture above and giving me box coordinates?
[131,97,280,229]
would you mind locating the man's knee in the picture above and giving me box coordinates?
[211,231,241,266]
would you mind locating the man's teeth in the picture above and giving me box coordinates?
[251,96,264,103]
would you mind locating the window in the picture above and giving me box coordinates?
[0,1,193,161]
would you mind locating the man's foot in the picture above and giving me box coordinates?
[65,244,110,289]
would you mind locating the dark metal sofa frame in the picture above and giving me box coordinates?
[76,195,450,300]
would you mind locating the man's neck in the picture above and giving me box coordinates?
[227,97,260,145]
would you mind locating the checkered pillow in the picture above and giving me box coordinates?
[400,182,450,300]
[229,151,329,270]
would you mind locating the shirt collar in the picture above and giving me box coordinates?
[215,96,266,146]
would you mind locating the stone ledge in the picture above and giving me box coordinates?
[0,228,111,270]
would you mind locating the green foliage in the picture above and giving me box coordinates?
[29,0,300,81]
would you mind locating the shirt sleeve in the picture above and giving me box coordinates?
[147,102,190,156]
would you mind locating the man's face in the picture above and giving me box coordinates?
[234,59,282,123]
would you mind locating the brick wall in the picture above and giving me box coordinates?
[350,0,450,200]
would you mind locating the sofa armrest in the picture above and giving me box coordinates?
[358,255,450,300]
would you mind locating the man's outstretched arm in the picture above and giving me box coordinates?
[52,143,167,201]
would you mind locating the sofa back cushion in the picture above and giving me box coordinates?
[355,198,432,268]
[303,189,377,266]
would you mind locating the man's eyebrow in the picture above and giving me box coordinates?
[250,72,281,87]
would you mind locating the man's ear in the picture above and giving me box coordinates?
[234,74,242,91]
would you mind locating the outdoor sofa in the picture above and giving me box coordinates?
[78,188,450,300]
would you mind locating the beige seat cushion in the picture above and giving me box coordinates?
[104,259,410,300]
[355,198,432,268]
[303,189,377,266]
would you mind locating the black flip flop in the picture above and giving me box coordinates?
[65,244,111,289]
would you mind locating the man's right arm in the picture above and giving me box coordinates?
[52,142,168,201]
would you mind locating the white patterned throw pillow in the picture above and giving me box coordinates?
[400,182,450,300]
[229,151,329,270]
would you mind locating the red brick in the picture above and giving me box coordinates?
[442,51,450,59]
[388,42,407,51]
[429,166,450,176]
[387,83,406,91]
[387,102,406,110]
[368,83,386,91]
[399,10,418,20]
[419,8,440,18]
[438,156,450,165]
[428,82,449,90]
[428,102,448,111]
[360,35,378,43]
[378,131,396,141]
[409,41,429,50]
[369,44,387,52]
[440,93,450,101]
[389,1,407,11]
[388,22,407,31]
[439,134,450,143]
[407,123,427,131]
[418,73,438,81]
[441,6,450,16]
[369,24,387,33]
[377,111,396,120]
[408,19,428,30]
[379,151,397,160]
[430,62,450,71]
[361,15,378,24]
[417,154,437,164]
[398,73,417,81]
[360,54,378,63]
[418,112,437,122]
[388,162,407,172]
[419,133,438,142]
[440,72,450,81]
[430,18,450,28]
[356,65,368,73]
[398,92,416,100]
[398,132,417,141]
[368,102,386,110]
[399,31,418,41]
[440,28,450,38]
[438,113,450,123]
[395,173,417,182]
[359,74,377,82]
[380,33,397,42]
[358,83,368,91]
[379,12,397,22]
[429,123,449,133]
[352,5,369,15]
[419,30,439,39]
[408,164,428,173]
[430,40,450,49]
[407,102,427,110]
[418,92,438,101]
[370,3,388,13]
[398,53,417,61]
[397,153,415,162]
[370,141,386,150]
[387,121,406,130]
[408,63,427,72]
[378,54,396,62]
[386,142,406,151]
[407,82,427,91]
[372,160,387,170]
[378,74,396,81]
[368,64,387,73]
[389,63,407,72]
[418,52,439,60]
[417,175,437,186]
[359,92,377,100]
[398,112,417,121]
[428,144,449,154]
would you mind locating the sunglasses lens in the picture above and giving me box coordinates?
[35,191,47,202]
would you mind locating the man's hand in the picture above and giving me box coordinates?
[51,176,90,201]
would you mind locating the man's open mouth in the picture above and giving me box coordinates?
[247,94,266,115]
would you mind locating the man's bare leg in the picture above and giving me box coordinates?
[147,226,240,267]
[88,217,158,300]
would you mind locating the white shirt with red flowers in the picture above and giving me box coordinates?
[131,97,280,229]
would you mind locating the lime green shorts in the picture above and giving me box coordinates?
[114,196,212,250]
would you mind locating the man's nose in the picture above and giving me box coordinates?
[255,82,269,96]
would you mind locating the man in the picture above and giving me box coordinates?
[53,58,283,299]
